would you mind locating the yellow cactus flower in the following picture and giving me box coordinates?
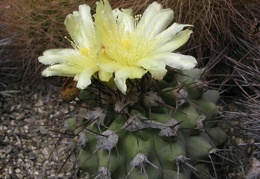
[38,4,99,89]
[95,0,197,93]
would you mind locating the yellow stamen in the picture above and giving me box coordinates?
[80,47,89,56]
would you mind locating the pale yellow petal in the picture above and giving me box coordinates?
[95,0,118,40]
[154,29,193,53]
[137,57,166,71]
[79,5,94,31]
[41,68,66,77]
[42,48,76,55]
[114,8,135,33]
[41,65,76,77]
[149,69,167,80]
[138,2,162,29]
[114,77,127,94]
[136,58,167,79]
[144,8,174,37]
[38,49,77,65]
[76,68,96,89]
[98,70,113,82]
[64,4,95,48]
[114,67,147,93]
[43,64,81,76]
[97,51,124,73]
[156,53,197,70]
[156,23,192,45]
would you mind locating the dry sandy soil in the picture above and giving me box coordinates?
[0,88,89,178]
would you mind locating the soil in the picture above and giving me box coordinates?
[0,87,87,179]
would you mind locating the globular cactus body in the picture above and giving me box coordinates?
[69,68,227,179]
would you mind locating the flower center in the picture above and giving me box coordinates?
[121,38,132,52]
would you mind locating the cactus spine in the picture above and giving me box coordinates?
[68,68,227,178]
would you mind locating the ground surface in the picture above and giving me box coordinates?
[0,88,87,179]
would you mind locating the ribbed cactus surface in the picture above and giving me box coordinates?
[68,68,227,179]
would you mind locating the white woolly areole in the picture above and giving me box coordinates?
[96,130,118,150]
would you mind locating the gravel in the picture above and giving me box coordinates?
[0,90,86,178]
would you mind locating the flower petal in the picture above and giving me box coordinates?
[95,0,119,48]
[114,8,135,33]
[97,51,124,72]
[76,68,96,89]
[157,53,197,70]
[149,69,167,80]
[41,48,76,55]
[137,58,167,79]
[138,2,162,29]
[98,70,113,82]
[154,29,193,53]
[144,8,174,37]
[114,77,127,94]
[42,64,81,76]
[38,49,77,65]
[114,67,147,93]
[79,5,94,31]
[64,4,94,48]
[156,23,192,45]
[41,67,70,77]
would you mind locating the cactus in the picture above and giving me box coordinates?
[67,68,227,178]
[38,1,227,178]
